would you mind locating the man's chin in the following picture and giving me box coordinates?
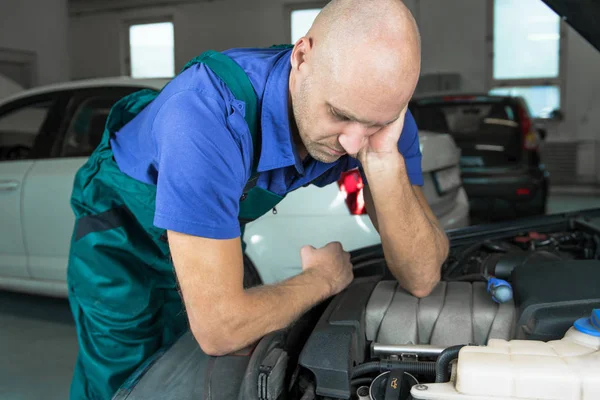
[308,146,347,164]
[310,150,341,164]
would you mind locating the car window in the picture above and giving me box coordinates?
[411,101,522,167]
[60,97,119,158]
[0,100,53,161]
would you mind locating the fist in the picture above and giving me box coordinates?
[300,242,354,296]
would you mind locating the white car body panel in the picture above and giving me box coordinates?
[0,79,469,297]
[245,130,469,284]
[0,160,34,278]
[0,78,168,107]
[23,158,87,281]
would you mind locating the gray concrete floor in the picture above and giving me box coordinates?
[1,193,600,400]
[0,292,77,400]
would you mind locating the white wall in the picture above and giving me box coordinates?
[69,0,488,90]
[69,0,600,179]
[564,28,600,142]
[70,0,322,79]
[564,28,600,181]
[0,0,70,86]
[413,0,488,93]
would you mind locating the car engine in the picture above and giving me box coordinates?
[295,213,600,400]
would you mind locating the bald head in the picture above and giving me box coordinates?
[308,0,421,94]
[309,0,421,53]
[288,0,422,163]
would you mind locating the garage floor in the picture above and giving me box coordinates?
[0,292,76,400]
[1,193,600,400]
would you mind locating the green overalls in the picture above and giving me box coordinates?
[67,51,287,400]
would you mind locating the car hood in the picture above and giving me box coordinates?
[419,130,461,172]
[543,0,600,52]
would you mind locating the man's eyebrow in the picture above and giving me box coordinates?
[328,103,398,127]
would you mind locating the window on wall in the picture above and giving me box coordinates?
[290,8,322,43]
[491,0,562,118]
[129,22,175,79]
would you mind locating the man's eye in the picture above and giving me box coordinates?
[331,109,349,121]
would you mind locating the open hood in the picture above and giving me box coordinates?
[543,0,600,51]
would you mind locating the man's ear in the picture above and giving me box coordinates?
[290,36,313,72]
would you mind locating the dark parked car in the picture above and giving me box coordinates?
[409,94,550,223]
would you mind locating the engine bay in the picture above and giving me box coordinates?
[114,211,600,400]
[296,212,600,400]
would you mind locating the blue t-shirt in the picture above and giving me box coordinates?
[110,47,423,240]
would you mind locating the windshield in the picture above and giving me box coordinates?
[410,100,522,167]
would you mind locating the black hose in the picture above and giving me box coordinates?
[443,242,483,279]
[351,361,436,379]
[350,377,373,387]
[435,345,466,383]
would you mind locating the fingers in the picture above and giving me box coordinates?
[325,241,343,250]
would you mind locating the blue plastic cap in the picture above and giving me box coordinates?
[574,309,600,337]
[492,286,513,304]
[487,278,513,304]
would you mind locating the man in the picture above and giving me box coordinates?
[67,0,449,398]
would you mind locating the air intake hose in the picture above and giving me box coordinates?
[435,345,466,383]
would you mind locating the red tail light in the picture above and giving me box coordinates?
[516,188,531,196]
[518,105,539,151]
[337,169,367,215]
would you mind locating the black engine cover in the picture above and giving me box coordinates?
[512,260,600,341]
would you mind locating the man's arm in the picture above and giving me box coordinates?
[364,178,448,297]
[360,113,449,298]
[168,231,353,356]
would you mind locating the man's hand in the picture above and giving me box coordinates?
[358,107,407,169]
[300,242,354,297]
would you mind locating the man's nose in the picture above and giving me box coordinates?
[338,123,369,155]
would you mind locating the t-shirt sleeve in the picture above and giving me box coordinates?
[397,109,424,186]
[152,89,251,239]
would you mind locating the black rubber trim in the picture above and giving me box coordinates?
[75,205,131,241]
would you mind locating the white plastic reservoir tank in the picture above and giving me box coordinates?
[412,309,600,400]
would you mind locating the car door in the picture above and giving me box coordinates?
[22,87,141,282]
[0,93,67,279]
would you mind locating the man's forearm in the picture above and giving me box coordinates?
[194,269,331,355]
[364,154,448,297]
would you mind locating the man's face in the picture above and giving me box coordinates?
[291,58,412,164]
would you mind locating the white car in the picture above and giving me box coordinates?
[0,78,469,297]
[246,131,470,284]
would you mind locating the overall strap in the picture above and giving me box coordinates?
[183,51,260,191]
